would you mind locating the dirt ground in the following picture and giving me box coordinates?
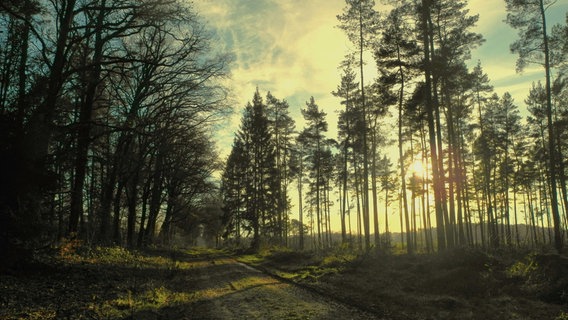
[185,257,378,319]
[246,248,568,320]
[2,247,568,319]
[0,248,380,319]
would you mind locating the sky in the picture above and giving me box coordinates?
[194,0,567,231]
[195,0,349,157]
[195,0,568,159]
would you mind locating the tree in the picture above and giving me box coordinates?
[471,61,495,248]
[299,97,330,250]
[221,138,247,244]
[481,92,522,245]
[0,0,80,249]
[375,2,421,253]
[505,0,563,252]
[0,0,231,254]
[338,0,379,250]
[69,0,154,236]
[333,55,360,245]
[419,0,447,250]
[266,93,295,245]
[223,90,283,251]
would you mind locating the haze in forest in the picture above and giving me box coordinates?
[3,1,568,318]
[2,0,568,262]
[196,0,568,237]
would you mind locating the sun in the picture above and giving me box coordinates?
[410,158,426,177]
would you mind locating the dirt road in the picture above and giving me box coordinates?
[1,248,383,320]
[183,255,381,319]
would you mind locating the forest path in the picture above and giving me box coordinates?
[1,248,384,319]
[180,252,381,319]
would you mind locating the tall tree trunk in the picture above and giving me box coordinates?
[397,60,412,254]
[371,121,380,249]
[539,0,563,252]
[113,181,124,245]
[69,0,106,235]
[421,0,446,251]
[144,151,164,246]
[555,125,568,230]
[341,148,348,244]
[159,187,176,245]
[16,16,30,131]
[298,158,304,250]
[138,181,150,248]
[445,88,458,246]
[126,174,138,248]
[316,143,322,250]
[384,186,390,248]
[358,1,371,251]
[15,0,77,233]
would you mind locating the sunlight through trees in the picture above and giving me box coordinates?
[1,0,568,259]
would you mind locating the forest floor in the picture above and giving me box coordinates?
[1,243,568,319]
[240,246,568,320]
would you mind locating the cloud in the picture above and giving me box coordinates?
[467,0,568,116]
[195,0,350,158]
[198,0,568,160]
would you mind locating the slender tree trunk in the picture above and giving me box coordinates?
[144,151,164,246]
[354,158,363,251]
[384,187,390,248]
[98,136,124,243]
[555,126,568,229]
[316,144,322,250]
[16,0,77,231]
[513,187,520,246]
[445,90,459,246]
[421,125,434,251]
[69,0,107,235]
[397,61,412,254]
[504,152,512,246]
[421,0,445,251]
[358,2,371,251]
[491,160,501,246]
[372,124,380,249]
[16,16,30,130]
[113,181,124,245]
[126,173,138,248]
[138,182,150,248]
[341,148,348,244]
[298,155,304,250]
[539,0,563,252]
[399,189,405,250]
[528,186,539,245]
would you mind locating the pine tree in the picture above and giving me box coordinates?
[299,97,330,250]
[338,0,379,250]
[333,55,360,245]
[236,90,281,251]
[375,2,421,253]
[266,93,295,245]
[505,0,563,252]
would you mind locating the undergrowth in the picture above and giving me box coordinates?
[1,240,216,319]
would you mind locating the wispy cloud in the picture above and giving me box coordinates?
[467,0,568,113]
[198,0,568,158]
[196,0,349,157]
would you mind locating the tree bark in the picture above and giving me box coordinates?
[539,0,563,252]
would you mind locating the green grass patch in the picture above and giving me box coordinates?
[234,247,356,283]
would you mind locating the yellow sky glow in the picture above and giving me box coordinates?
[196,0,568,234]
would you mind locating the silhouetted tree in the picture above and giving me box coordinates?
[505,0,563,252]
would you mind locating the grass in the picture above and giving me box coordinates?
[1,242,231,320]
[234,246,568,320]
[3,241,568,320]
[235,246,354,283]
